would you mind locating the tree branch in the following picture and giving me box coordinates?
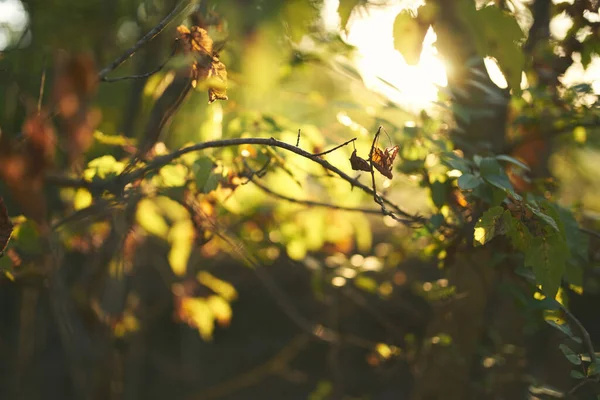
[97,0,190,81]
[117,137,425,224]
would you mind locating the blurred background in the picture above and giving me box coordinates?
[1,0,600,399]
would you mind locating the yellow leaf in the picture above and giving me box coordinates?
[73,189,92,210]
[168,220,195,276]
[180,297,214,340]
[197,271,238,301]
[136,199,169,239]
[206,295,232,326]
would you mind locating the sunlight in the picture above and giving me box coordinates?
[338,1,448,110]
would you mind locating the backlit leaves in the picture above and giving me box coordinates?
[457,2,525,92]
[393,9,430,65]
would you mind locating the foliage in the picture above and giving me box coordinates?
[1,0,600,398]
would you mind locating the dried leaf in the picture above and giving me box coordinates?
[0,197,13,255]
[207,57,228,103]
[371,145,399,179]
[177,25,213,56]
[350,149,371,172]
[177,25,228,103]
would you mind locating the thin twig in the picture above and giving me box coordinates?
[311,138,356,157]
[97,0,190,81]
[102,46,178,83]
[296,129,301,147]
[248,173,389,215]
[580,227,600,240]
[37,56,47,114]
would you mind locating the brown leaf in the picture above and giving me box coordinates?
[177,25,228,103]
[207,57,228,103]
[371,145,399,179]
[0,197,14,255]
[177,25,213,56]
[349,149,371,172]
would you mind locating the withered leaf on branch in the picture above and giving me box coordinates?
[0,197,14,255]
[176,25,228,103]
[349,149,371,172]
[371,145,399,179]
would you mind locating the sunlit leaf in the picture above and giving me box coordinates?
[197,271,238,301]
[136,199,169,239]
[206,295,232,327]
[338,0,363,33]
[473,206,504,246]
[168,219,195,276]
[73,189,93,211]
[457,2,525,92]
[287,239,307,261]
[179,297,214,340]
[84,155,126,180]
[93,131,134,147]
[371,145,399,179]
[159,164,188,187]
[354,275,377,293]
[393,9,430,65]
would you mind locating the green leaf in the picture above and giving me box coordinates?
[354,275,378,293]
[193,157,217,193]
[430,180,447,209]
[457,173,482,190]
[525,233,568,297]
[495,154,530,171]
[559,344,582,365]
[84,155,126,180]
[526,204,559,233]
[545,319,582,344]
[473,206,504,246]
[442,152,471,172]
[430,213,444,230]
[457,3,525,92]
[338,0,362,33]
[393,10,429,65]
[502,210,532,252]
[159,164,188,188]
[12,219,42,254]
[570,370,586,379]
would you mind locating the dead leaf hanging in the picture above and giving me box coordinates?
[176,25,228,103]
[371,145,399,179]
[349,149,371,172]
[0,197,14,255]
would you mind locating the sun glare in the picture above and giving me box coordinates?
[329,0,448,110]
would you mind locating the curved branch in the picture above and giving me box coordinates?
[120,137,425,225]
